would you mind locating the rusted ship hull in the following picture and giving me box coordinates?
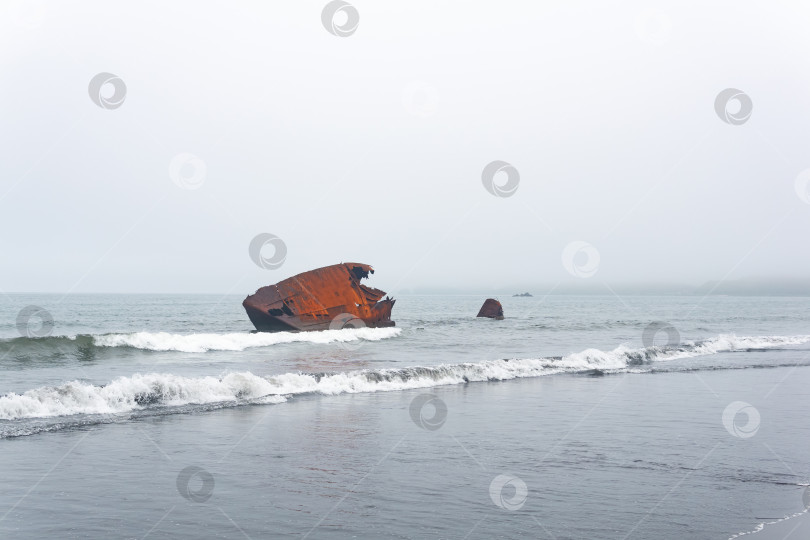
[243,263,395,332]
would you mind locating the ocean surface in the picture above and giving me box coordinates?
[1,293,809,539]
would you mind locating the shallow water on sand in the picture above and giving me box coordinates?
[1,294,809,538]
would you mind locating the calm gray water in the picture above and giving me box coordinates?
[1,294,809,539]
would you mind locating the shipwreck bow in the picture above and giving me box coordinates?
[243,262,396,332]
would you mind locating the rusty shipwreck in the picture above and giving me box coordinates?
[243,263,396,332]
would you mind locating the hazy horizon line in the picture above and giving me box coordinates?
[4,278,810,297]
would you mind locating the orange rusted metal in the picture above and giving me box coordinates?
[243,263,396,332]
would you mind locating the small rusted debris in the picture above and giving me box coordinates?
[243,262,395,332]
[476,298,504,320]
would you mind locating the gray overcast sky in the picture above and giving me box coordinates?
[2,0,810,294]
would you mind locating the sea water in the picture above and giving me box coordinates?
[1,294,809,539]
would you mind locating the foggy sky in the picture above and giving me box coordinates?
[2,0,810,295]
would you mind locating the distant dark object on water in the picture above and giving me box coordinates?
[476,298,504,320]
[513,292,533,297]
[243,263,395,332]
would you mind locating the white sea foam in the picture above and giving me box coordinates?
[525,334,810,371]
[727,507,809,539]
[0,372,286,420]
[1,334,808,422]
[648,334,810,362]
[92,327,402,352]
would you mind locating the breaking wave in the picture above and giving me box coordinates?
[0,327,402,355]
[606,334,810,366]
[0,372,287,421]
[1,334,808,431]
[93,327,402,352]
